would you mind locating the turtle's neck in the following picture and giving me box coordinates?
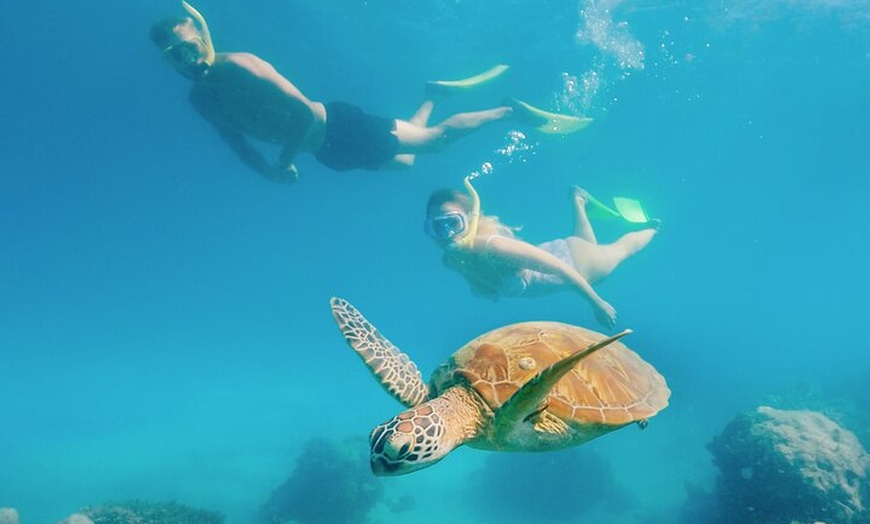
[435,386,490,447]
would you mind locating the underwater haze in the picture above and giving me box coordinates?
[1,0,869,523]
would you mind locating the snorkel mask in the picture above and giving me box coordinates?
[163,1,215,71]
[163,36,207,68]
[424,212,468,242]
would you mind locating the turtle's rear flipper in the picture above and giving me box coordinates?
[331,297,431,408]
[494,330,632,428]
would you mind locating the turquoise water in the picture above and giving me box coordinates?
[1,0,868,522]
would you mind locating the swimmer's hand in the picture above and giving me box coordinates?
[266,163,300,184]
[593,300,617,329]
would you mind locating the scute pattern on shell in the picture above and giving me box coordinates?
[431,321,669,427]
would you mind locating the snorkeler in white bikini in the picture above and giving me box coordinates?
[150,3,591,182]
[424,176,660,328]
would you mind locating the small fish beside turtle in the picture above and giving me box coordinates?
[330,297,670,476]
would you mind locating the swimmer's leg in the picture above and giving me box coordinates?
[383,155,415,170]
[571,186,598,244]
[409,100,435,127]
[394,106,512,154]
[386,101,437,168]
[436,106,512,135]
[570,227,658,283]
[611,228,658,259]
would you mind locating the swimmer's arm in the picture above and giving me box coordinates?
[480,236,599,299]
[216,127,272,176]
[243,54,318,142]
[189,88,273,178]
[272,144,301,183]
[263,69,312,183]
[213,127,297,183]
[480,236,616,326]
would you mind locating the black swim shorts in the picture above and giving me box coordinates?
[314,102,400,171]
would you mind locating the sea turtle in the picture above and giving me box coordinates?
[330,297,670,476]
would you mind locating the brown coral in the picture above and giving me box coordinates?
[80,500,223,524]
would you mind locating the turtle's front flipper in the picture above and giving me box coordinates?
[495,330,632,428]
[330,297,430,408]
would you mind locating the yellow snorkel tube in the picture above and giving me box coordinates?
[453,175,482,248]
[182,1,215,66]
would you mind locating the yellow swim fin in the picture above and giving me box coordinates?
[182,1,215,66]
[426,64,510,96]
[509,98,593,135]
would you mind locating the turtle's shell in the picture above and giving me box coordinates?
[431,321,669,430]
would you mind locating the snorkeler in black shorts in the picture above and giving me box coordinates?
[151,3,591,181]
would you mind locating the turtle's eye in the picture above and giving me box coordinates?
[370,425,388,455]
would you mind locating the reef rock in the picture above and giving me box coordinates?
[80,500,223,524]
[708,406,869,524]
[0,508,18,524]
[56,514,95,524]
[255,437,383,524]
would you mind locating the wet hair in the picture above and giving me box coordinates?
[150,16,191,49]
[426,188,472,216]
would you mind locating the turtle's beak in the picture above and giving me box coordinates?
[369,423,415,476]
[370,455,401,476]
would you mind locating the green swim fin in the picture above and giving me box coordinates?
[577,188,650,224]
[613,197,650,224]
[426,64,510,96]
[508,98,593,135]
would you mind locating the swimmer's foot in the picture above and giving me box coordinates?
[506,98,593,135]
[571,185,621,219]
[571,185,592,207]
[426,64,510,98]
[647,218,662,231]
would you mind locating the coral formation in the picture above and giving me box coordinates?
[56,514,95,524]
[254,437,384,524]
[762,372,870,450]
[693,406,869,524]
[80,500,224,524]
[0,508,18,524]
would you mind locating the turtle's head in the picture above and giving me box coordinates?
[369,387,485,476]
[369,402,451,476]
